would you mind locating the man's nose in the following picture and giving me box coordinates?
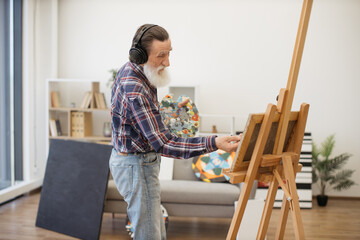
[162,56,170,67]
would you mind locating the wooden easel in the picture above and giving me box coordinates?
[223,0,313,239]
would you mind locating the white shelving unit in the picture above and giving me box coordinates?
[197,114,235,137]
[45,79,111,155]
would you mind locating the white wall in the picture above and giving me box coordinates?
[27,0,358,197]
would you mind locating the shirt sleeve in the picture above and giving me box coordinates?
[130,94,217,159]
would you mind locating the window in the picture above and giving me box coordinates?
[0,0,23,191]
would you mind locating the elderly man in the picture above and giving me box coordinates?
[109,24,241,240]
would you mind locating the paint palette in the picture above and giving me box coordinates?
[160,94,199,137]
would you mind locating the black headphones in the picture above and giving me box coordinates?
[129,24,158,65]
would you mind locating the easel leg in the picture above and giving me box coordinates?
[226,180,255,240]
[282,156,305,240]
[257,169,279,240]
[275,195,290,239]
[227,104,277,240]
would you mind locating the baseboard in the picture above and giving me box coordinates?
[312,195,360,201]
[0,178,43,204]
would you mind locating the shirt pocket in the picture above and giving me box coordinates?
[110,164,133,199]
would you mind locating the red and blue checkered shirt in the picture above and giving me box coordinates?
[111,62,217,159]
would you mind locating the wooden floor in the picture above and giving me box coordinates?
[0,190,359,239]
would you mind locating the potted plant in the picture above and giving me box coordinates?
[107,68,118,88]
[312,135,356,206]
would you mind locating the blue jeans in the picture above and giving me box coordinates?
[109,149,166,240]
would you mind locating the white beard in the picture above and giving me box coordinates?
[143,64,171,88]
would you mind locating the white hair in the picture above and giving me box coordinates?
[143,64,171,88]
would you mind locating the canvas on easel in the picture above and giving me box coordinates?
[223,0,313,239]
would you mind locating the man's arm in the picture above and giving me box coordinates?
[177,97,241,153]
[130,94,241,158]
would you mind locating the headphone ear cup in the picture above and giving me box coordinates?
[129,45,148,65]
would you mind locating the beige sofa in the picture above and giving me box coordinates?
[104,157,257,218]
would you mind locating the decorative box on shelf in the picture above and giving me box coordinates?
[71,112,93,137]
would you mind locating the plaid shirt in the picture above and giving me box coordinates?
[111,61,217,159]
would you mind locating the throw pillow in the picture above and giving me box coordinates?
[192,150,236,183]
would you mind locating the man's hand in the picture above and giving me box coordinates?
[215,135,242,152]
[177,98,190,108]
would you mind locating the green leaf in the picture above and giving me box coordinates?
[330,169,355,185]
[333,179,356,191]
[320,134,335,159]
[312,169,318,183]
[326,153,351,173]
[317,159,332,174]
[312,142,321,164]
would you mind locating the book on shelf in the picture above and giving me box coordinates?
[55,119,62,136]
[49,119,56,137]
[50,91,61,108]
[49,119,62,137]
[94,92,101,109]
[49,119,57,136]
[80,91,107,109]
[94,92,107,109]
[80,92,92,109]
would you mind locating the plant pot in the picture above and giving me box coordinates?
[317,195,328,207]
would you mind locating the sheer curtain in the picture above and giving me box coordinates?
[0,0,11,191]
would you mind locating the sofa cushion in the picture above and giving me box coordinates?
[162,203,235,218]
[192,150,235,182]
[160,180,240,205]
[173,158,199,181]
[106,180,124,200]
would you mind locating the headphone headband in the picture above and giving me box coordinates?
[133,24,158,48]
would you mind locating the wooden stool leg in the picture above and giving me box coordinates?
[256,175,279,240]
[282,156,305,240]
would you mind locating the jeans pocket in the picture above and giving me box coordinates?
[142,153,159,166]
[110,164,133,198]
